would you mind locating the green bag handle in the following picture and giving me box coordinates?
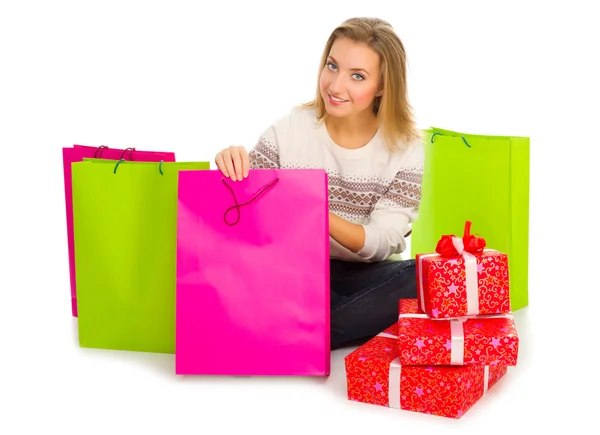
[425,127,528,141]
[430,131,472,147]
[113,158,165,175]
[82,157,168,175]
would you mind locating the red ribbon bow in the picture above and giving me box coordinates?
[435,221,486,256]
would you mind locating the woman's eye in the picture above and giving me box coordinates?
[352,73,365,81]
[326,62,337,71]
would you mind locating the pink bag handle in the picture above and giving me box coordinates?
[92,145,137,160]
[221,172,279,226]
[94,145,109,158]
[119,147,136,160]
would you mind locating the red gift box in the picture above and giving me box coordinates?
[345,323,508,419]
[398,299,519,366]
[416,221,511,318]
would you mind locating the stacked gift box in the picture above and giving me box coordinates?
[345,221,520,418]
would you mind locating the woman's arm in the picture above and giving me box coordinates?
[329,212,366,253]
[356,164,423,261]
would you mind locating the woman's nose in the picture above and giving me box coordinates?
[328,75,345,95]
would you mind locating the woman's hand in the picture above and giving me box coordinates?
[329,212,366,253]
[215,145,250,182]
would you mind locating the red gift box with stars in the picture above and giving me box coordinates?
[344,323,507,419]
[397,299,519,366]
[416,221,511,319]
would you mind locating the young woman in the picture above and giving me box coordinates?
[215,17,424,349]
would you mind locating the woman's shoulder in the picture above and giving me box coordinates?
[382,132,424,169]
[257,105,320,153]
[267,105,319,133]
[289,104,320,127]
[404,134,424,165]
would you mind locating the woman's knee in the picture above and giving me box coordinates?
[387,259,417,298]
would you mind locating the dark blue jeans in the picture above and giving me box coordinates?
[330,258,416,349]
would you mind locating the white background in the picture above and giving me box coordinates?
[1,0,598,433]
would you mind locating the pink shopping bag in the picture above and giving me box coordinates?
[175,168,330,376]
[63,144,176,317]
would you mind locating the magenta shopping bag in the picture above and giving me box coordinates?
[63,144,176,317]
[175,169,330,376]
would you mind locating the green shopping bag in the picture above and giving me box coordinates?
[72,158,210,353]
[410,127,530,311]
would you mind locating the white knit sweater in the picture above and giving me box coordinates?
[249,106,424,263]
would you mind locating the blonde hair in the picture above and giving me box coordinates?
[304,17,420,151]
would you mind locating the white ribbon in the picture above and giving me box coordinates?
[449,318,466,365]
[398,311,513,322]
[451,236,479,315]
[484,365,489,393]
[376,332,402,408]
[389,358,402,409]
[398,312,513,365]
[377,332,400,339]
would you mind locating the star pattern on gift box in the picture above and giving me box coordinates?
[419,251,510,318]
[397,299,519,366]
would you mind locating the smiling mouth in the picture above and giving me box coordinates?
[328,94,348,103]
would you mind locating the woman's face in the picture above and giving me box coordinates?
[319,37,382,120]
